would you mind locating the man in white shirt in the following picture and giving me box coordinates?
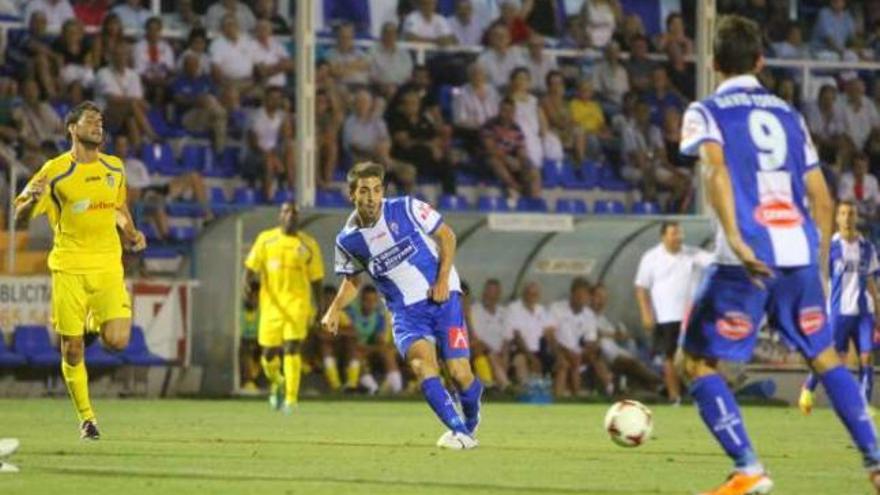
[476,23,526,90]
[402,0,457,46]
[95,41,158,149]
[449,0,483,46]
[133,17,176,87]
[838,152,880,223]
[592,42,630,108]
[369,22,414,90]
[23,0,74,33]
[523,34,556,94]
[209,14,258,94]
[111,0,151,32]
[243,86,294,199]
[469,278,511,390]
[505,281,557,385]
[838,74,880,151]
[252,19,293,88]
[326,22,370,87]
[548,277,611,397]
[635,221,712,404]
[205,0,256,33]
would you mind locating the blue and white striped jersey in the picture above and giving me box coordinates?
[334,197,461,310]
[829,233,879,316]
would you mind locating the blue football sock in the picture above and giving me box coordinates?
[420,377,467,434]
[803,372,820,392]
[459,379,483,432]
[690,374,759,470]
[860,366,874,406]
[822,365,880,466]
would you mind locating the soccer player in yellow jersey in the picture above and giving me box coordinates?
[244,202,324,413]
[14,101,146,440]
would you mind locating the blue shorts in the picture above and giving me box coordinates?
[682,264,833,362]
[832,313,875,354]
[391,292,471,360]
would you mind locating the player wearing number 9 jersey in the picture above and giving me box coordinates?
[678,15,880,495]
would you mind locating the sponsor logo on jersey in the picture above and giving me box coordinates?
[417,202,433,221]
[389,222,399,235]
[71,199,91,213]
[105,173,115,188]
[368,237,417,276]
[716,311,753,340]
[799,306,825,335]
[447,326,469,350]
[753,199,803,229]
[85,175,101,183]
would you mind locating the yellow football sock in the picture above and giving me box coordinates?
[260,355,283,386]
[323,356,341,390]
[61,360,94,423]
[283,353,302,405]
[473,355,494,387]
[345,359,361,389]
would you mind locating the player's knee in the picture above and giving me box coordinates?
[809,346,842,374]
[448,360,474,386]
[103,331,129,352]
[681,352,714,381]
[61,338,84,365]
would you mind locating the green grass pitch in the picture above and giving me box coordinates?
[0,398,873,494]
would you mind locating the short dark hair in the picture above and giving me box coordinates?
[545,69,563,89]
[837,199,857,210]
[714,15,763,75]
[570,276,591,293]
[665,12,682,29]
[347,161,385,194]
[145,16,162,30]
[660,220,680,236]
[65,101,101,138]
[485,278,501,288]
[509,66,530,82]
[499,96,515,107]
[361,284,378,295]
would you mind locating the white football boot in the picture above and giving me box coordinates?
[436,430,478,450]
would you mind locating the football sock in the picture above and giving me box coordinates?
[690,374,759,471]
[386,370,403,393]
[283,353,302,406]
[323,356,341,390]
[459,378,483,425]
[803,372,820,392]
[473,356,494,387]
[821,365,880,466]
[860,366,874,405]
[345,359,361,388]
[360,373,379,394]
[62,360,95,423]
[420,376,467,434]
[260,355,283,387]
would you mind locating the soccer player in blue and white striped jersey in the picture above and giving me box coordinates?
[800,201,880,415]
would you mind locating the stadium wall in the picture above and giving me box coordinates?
[190,208,713,395]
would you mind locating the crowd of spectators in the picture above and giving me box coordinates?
[0,0,879,223]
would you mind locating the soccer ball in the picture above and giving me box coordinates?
[604,400,653,448]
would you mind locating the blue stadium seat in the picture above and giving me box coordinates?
[516,197,549,212]
[12,325,61,367]
[597,165,632,192]
[143,246,181,260]
[147,109,186,138]
[437,0,456,15]
[169,226,197,242]
[272,188,295,205]
[209,187,236,215]
[0,333,26,368]
[84,339,124,368]
[632,201,661,215]
[477,196,510,212]
[316,189,347,208]
[542,160,565,188]
[438,85,454,121]
[141,143,177,175]
[593,199,626,215]
[140,222,161,242]
[121,326,167,366]
[555,198,588,214]
[179,144,207,172]
[233,187,259,207]
[454,170,479,186]
[438,194,470,211]
[166,202,205,218]
[205,146,240,178]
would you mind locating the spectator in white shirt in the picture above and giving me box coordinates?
[505,281,557,384]
[209,14,258,93]
[162,0,203,37]
[523,34,556,94]
[24,0,74,33]
[592,41,629,108]
[580,0,620,49]
[469,278,512,391]
[635,221,712,404]
[549,277,612,397]
[368,22,414,91]
[838,152,880,222]
[95,41,158,148]
[252,19,293,89]
[326,22,370,87]
[402,0,457,46]
[453,63,499,153]
[111,0,151,32]
[205,0,256,34]
[243,86,294,199]
[838,74,880,151]
[176,27,211,77]
[476,23,526,90]
[133,17,176,87]
[449,0,483,46]
[471,0,502,33]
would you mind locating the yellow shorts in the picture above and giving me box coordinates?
[51,270,131,336]
[258,310,309,347]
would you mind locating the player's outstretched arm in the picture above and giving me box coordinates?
[322,274,360,335]
[803,168,834,285]
[13,176,47,228]
[699,142,772,281]
[429,223,456,303]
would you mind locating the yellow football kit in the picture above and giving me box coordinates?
[244,227,324,347]
[18,151,131,336]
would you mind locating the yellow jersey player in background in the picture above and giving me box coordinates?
[243,202,324,414]
[14,101,146,440]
